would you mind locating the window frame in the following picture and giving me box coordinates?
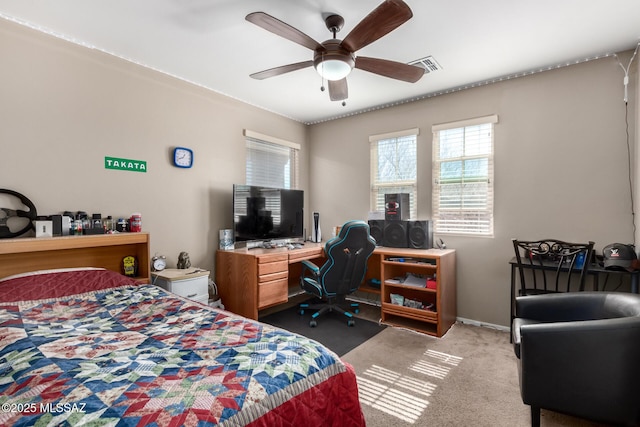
[369,128,419,219]
[431,115,497,237]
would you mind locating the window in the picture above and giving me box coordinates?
[432,115,497,236]
[370,129,419,219]
[244,130,299,189]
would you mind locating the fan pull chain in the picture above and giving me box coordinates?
[320,53,325,92]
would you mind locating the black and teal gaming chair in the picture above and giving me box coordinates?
[299,220,376,327]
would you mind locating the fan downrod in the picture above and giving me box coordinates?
[324,14,344,38]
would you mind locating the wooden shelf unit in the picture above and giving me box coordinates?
[379,248,456,337]
[0,232,151,282]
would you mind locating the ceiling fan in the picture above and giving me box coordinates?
[246,0,424,103]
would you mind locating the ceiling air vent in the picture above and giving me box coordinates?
[408,56,442,74]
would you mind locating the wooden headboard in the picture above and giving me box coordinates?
[0,232,150,282]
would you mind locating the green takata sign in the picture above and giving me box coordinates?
[105,157,147,173]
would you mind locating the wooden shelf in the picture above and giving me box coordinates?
[380,248,456,337]
[0,233,150,282]
[384,281,437,293]
[382,302,438,322]
[381,313,439,336]
[359,283,381,295]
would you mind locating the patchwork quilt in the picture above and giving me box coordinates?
[0,274,364,426]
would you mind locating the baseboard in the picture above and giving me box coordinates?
[456,317,509,333]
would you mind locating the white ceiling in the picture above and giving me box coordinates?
[1,0,639,124]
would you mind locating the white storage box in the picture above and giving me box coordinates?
[152,268,210,304]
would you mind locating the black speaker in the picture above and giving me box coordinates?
[385,193,410,221]
[408,220,433,249]
[368,220,385,246]
[383,220,408,248]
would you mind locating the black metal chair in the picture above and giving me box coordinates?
[510,238,594,335]
[299,220,376,327]
[512,238,595,295]
[513,292,640,426]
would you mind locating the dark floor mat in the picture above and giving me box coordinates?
[260,304,386,356]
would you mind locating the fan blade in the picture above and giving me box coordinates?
[328,79,348,101]
[246,12,324,51]
[250,61,314,80]
[341,0,413,52]
[355,56,424,83]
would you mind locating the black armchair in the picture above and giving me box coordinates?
[513,292,640,426]
[299,220,376,327]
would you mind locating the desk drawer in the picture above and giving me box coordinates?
[258,270,288,283]
[258,278,288,309]
[258,260,288,276]
[289,247,324,264]
[257,253,288,263]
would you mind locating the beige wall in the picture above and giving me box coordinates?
[309,52,637,326]
[1,18,637,327]
[635,50,640,248]
[0,19,309,273]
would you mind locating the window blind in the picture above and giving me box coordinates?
[370,129,419,219]
[244,130,299,189]
[432,115,497,236]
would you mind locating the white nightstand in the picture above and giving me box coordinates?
[152,268,210,304]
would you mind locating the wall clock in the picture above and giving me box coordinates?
[173,147,193,168]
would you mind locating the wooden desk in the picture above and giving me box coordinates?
[216,244,457,337]
[215,243,325,320]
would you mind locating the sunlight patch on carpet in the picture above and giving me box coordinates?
[356,349,464,423]
[357,376,430,423]
[363,365,436,397]
[410,360,451,379]
[410,349,463,379]
[425,349,463,366]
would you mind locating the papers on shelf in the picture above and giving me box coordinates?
[403,273,427,288]
[385,273,433,288]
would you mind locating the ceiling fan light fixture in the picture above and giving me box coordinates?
[313,40,355,81]
[316,58,352,80]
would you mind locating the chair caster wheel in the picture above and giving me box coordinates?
[309,320,317,327]
[354,308,360,314]
[299,309,305,315]
[348,319,355,327]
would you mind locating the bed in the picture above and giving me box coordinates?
[0,234,365,426]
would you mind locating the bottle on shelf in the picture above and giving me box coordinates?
[129,213,142,232]
[116,218,128,232]
[103,216,114,233]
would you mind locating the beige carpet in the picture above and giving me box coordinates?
[341,322,613,427]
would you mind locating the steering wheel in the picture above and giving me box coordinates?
[0,189,37,238]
